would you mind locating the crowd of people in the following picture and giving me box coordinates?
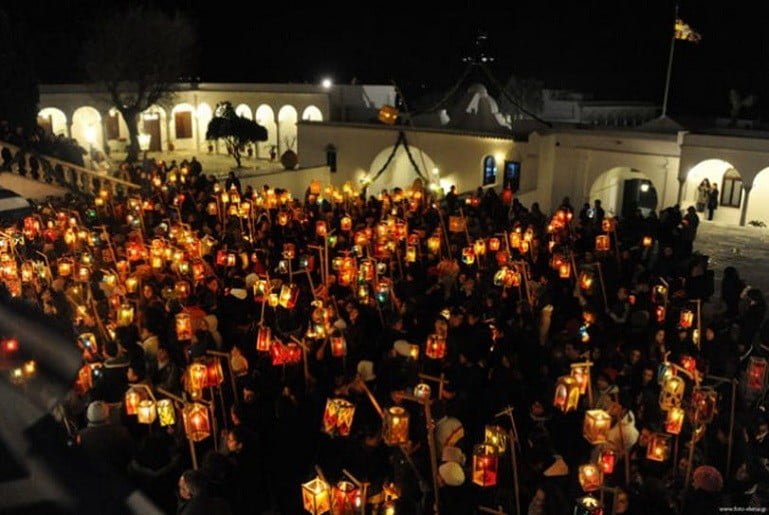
[1,152,768,515]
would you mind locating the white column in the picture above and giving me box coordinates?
[739,186,752,227]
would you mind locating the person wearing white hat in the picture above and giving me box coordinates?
[441,445,466,466]
[357,360,376,382]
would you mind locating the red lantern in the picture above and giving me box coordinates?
[206,358,224,388]
[316,220,328,237]
[748,357,768,391]
[665,407,685,435]
[124,388,145,416]
[472,444,498,487]
[332,480,361,515]
[182,403,211,442]
[340,216,352,232]
[331,335,347,357]
[680,355,697,375]
[646,433,671,462]
[598,448,615,474]
[655,305,666,323]
[679,309,694,329]
[256,325,272,352]
[425,334,446,359]
[322,398,356,437]
[284,342,302,364]
[488,237,500,251]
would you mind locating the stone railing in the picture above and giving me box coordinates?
[0,140,140,197]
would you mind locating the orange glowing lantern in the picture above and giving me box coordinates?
[330,335,347,357]
[558,262,571,279]
[578,464,603,492]
[378,105,399,125]
[279,283,299,309]
[748,357,768,391]
[427,235,441,254]
[322,398,356,437]
[186,363,208,394]
[659,375,685,411]
[473,239,486,256]
[461,247,475,265]
[509,230,521,248]
[125,388,145,415]
[256,325,273,352]
[382,406,409,446]
[554,376,581,412]
[316,220,328,237]
[405,245,417,263]
[354,231,369,247]
[157,399,176,427]
[692,388,718,424]
[571,363,591,394]
[174,313,192,341]
[598,447,616,474]
[284,343,302,364]
[472,444,498,487]
[680,355,697,375]
[206,358,224,388]
[277,211,289,226]
[20,261,34,283]
[579,271,594,292]
[595,235,610,252]
[642,235,653,247]
[340,216,352,232]
[117,303,135,326]
[125,276,139,293]
[646,433,671,462]
[665,407,685,435]
[268,293,279,307]
[302,477,331,515]
[183,403,211,442]
[126,241,144,262]
[175,280,190,300]
[484,425,508,453]
[679,309,694,329]
[495,250,510,266]
[57,259,73,277]
[583,410,612,444]
[332,481,361,515]
[655,305,666,323]
[448,216,465,233]
[283,243,296,260]
[137,400,157,424]
[488,237,500,251]
[425,334,447,359]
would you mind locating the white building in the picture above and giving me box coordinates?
[35,81,769,226]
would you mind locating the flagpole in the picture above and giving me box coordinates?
[661,5,679,118]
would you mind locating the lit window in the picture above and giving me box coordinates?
[721,168,743,208]
[483,156,497,186]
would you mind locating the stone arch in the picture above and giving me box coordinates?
[71,106,103,153]
[37,107,68,136]
[301,105,323,122]
[277,105,298,155]
[745,166,769,226]
[683,159,742,224]
[588,167,657,218]
[235,104,253,119]
[367,145,437,195]
[255,104,277,159]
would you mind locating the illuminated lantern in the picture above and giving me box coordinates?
[322,398,356,437]
[642,235,653,247]
[126,241,144,262]
[448,216,465,233]
[659,375,685,411]
[183,403,211,442]
[22,360,36,378]
[680,355,697,375]
[595,235,610,252]
[271,342,287,366]
[330,335,347,357]
[495,250,510,266]
[206,201,218,216]
[125,388,145,415]
[472,444,498,487]
[191,260,206,282]
[601,218,616,232]
[226,253,237,267]
[488,237,500,251]
[405,245,417,263]
[382,406,409,446]
[316,220,328,237]
[574,496,603,515]
[20,261,34,283]
[665,406,685,435]
[655,305,666,323]
[118,303,135,326]
[425,334,447,359]
[484,425,508,453]
[679,309,694,329]
[205,358,224,388]
[413,383,431,401]
[354,231,369,247]
[186,363,208,394]
[215,250,228,266]
[340,216,352,232]
[268,293,279,307]
[692,388,718,424]
[579,271,594,292]
[748,357,768,391]
[427,235,441,254]
[657,362,674,386]
[473,239,486,256]
[23,216,40,238]
[571,363,591,394]
[283,243,296,259]
[578,464,603,492]
[583,410,612,444]
[256,326,273,352]
[302,477,331,515]
[509,230,521,248]
[57,259,73,277]
[174,313,192,341]
[277,211,289,226]
[175,281,190,299]
[332,481,361,515]
[523,227,534,243]
[137,400,157,424]
[151,255,164,270]
[284,343,302,364]
[558,262,571,279]
[598,447,616,474]
[125,276,139,293]
[461,247,475,265]
[553,376,581,412]
[157,399,176,427]
[378,104,399,125]
[646,433,671,462]
[279,283,300,309]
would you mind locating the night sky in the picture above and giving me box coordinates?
[6,1,769,118]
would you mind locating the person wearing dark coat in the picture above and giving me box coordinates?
[77,401,134,474]
[721,266,746,319]
[177,469,233,515]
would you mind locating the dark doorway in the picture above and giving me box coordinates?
[143,117,161,151]
[622,178,658,218]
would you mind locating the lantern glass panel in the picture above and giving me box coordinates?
[472,444,498,487]
[578,464,603,492]
[182,403,211,442]
[157,399,176,427]
[382,406,409,446]
[583,410,612,444]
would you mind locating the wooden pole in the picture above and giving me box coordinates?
[596,262,609,312]
[726,378,738,477]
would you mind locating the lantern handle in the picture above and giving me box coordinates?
[342,469,362,488]
[314,465,329,484]
[130,383,157,403]
[156,387,185,404]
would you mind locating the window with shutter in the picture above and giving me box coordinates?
[175,111,193,139]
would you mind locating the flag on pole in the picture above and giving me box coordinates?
[675,18,702,43]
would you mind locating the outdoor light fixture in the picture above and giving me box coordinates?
[138,133,151,152]
[321,78,333,89]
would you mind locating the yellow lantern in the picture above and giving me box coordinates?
[405,245,417,263]
[578,464,603,492]
[509,229,521,248]
[553,376,581,412]
[316,220,328,237]
[646,433,671,462]
[583,410,612,444]
[558,262,571,279]
[378,105,399,125]
[302,477,331,515]
[665,406,685,435]
[118,303,135,327]
[595,235,610,252]
[175,280,190,299]
[186,363,208,394]
[484,425,508,453]
[322,398,356,437]
[125,276,139,294]
[175,313,192,341]
[382,406,409,446]
[279,283,299,309]
[659,375,685,411]
[473,239,486,256]
[340,216,352,232]
[642,235,653,247]
[571,363,591,394]
[472,444,498,487]
[157,399,176,427]
[57,259,73,277]
[20,261,34,283]
[256,325,273,352]
[125,388,145,416]
[268,293,279,307]
[461,247,475,265]
[427,235,441,254]
[137,400,157,424]
[574,496,603,515]
[182,403,211,442]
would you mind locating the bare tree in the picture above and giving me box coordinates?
[82,7,195,162]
